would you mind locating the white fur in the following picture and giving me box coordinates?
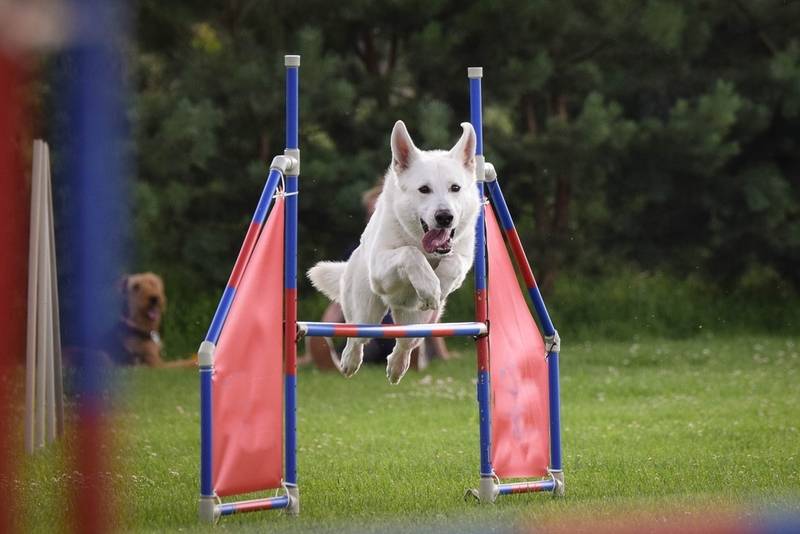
[307,120,479,384]
[307,261,345,301]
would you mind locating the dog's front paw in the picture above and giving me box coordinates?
[407,263,441,311]
[386,350,410,385]
[339,344,363,378]
[415,283,441,311]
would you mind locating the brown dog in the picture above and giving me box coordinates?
[108,272,194,368]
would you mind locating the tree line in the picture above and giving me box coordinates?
[128,0,799,297]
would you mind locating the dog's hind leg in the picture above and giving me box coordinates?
[385,307,437,384]
[339,278,387,378]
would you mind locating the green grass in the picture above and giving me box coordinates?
[20,335,800,532]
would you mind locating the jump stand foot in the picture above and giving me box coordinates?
[199,495,219,524]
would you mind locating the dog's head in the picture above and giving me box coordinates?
[388,120,480,256]
[120,272,167,332]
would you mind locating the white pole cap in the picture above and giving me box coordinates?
[285,55,301,67]
[467,67,483,79]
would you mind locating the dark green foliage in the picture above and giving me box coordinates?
[126,0,799,354]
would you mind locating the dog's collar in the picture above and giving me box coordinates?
[120,317,162,345]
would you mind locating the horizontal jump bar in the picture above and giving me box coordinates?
[217,495,290,516]
[498,479,556,496]
[297,321,487,338]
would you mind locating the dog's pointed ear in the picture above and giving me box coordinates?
[391,120,418,174]
[449,122,477,171]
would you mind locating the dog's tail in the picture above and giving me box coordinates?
[307,261,346,301]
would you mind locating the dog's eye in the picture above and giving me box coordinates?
[450,184,461,193]
[418,185,431,194]
[132,282,140,292]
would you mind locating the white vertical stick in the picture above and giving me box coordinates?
[34,140,49,450]
[25,140,44,454]
[41,144,56,444]
[46,142,65,437]
[44,270,55,445]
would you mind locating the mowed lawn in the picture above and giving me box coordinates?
[20,335,800,532]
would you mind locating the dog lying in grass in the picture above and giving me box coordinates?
[308,121,479,384]
[109,272,194,368]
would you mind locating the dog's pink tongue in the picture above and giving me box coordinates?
[422,228,449,253]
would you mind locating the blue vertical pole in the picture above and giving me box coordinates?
[63,1,129,527]
[469,70,484,158]
[475,183,490,478]
[548,351,562,471]
[283,56,300,506]
[286,59,299,151]
[469,68,494,501]
[200,365,213,496]
[284,174,298,486]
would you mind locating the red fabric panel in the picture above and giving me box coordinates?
[213,199,285,496]
[486,206,550,478]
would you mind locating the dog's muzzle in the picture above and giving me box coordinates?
[421,219,455,255]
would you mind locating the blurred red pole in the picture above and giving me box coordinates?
[0,50,28,534]
[73,401,110,534]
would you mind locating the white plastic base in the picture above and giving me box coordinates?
[551,470,565,497]
[286,485,300,516]
[478,476,498,503]
[199,495,218,523]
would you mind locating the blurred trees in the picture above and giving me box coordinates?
[131,0,800,297]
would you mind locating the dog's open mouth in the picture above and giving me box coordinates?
[146,305,161,322]
[421,219,455,254]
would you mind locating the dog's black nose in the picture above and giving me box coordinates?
[435,210,453,228]
[149,296,159,306]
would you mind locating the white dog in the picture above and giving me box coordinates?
[308,120,479,384]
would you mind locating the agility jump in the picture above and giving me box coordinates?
[197,55,564,523]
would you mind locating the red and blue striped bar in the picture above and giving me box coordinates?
[204,168,282,345]
[217,495,291,517]
[498,479,556,495]
[297,321,487,338]
[485,179,555,337]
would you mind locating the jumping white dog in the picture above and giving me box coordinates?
[308,120,480,384]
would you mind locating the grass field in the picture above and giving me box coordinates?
[20,334,800,532]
